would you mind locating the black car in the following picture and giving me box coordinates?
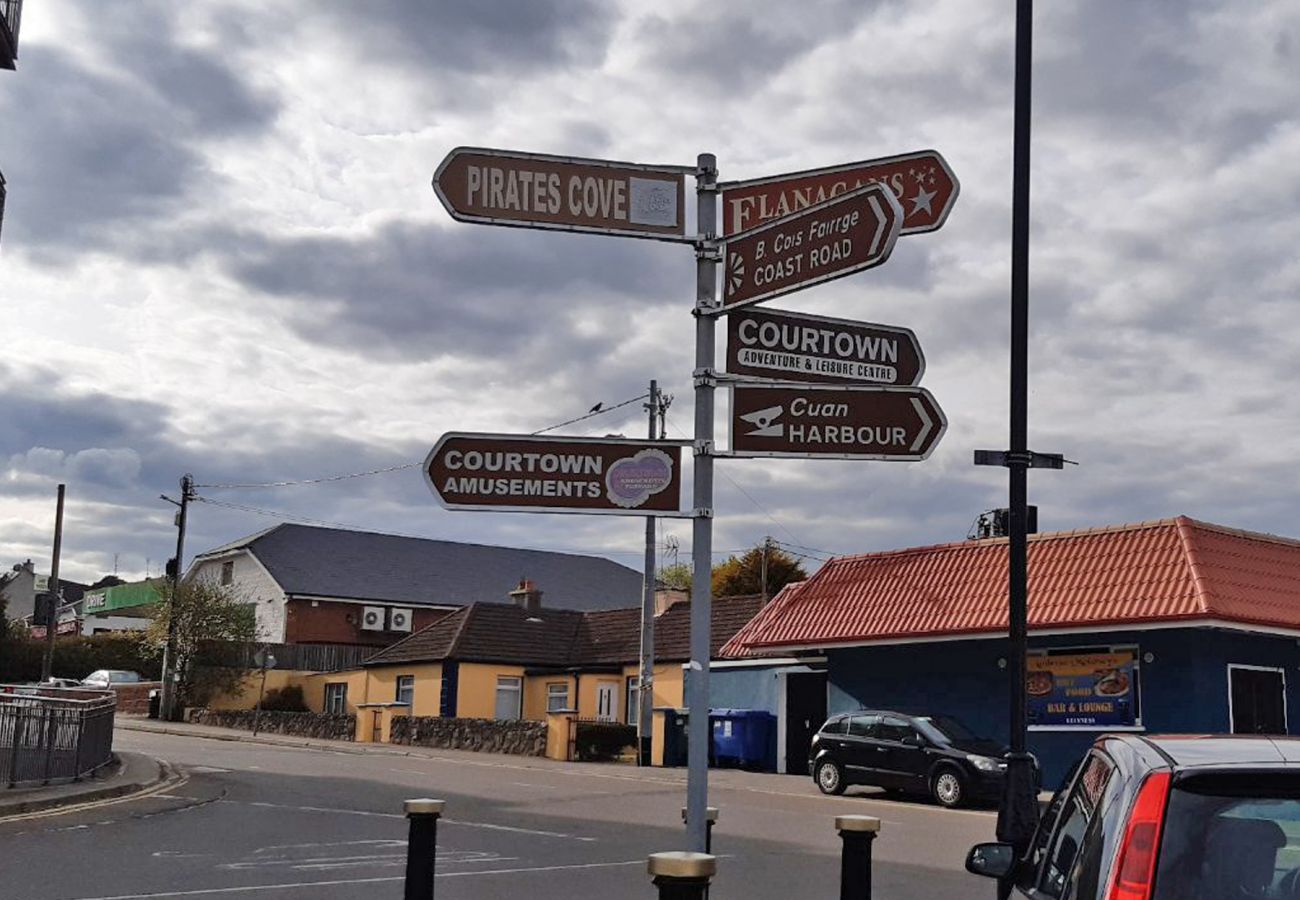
[808,710,1011,808]
[968,733,1300,899]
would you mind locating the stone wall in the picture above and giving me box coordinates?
[188,708,355,741]
[390,716,547,757]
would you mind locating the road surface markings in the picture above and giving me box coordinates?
[62,858,647,899]
[235,799,597,841]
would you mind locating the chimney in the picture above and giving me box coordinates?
[508,578,543,616]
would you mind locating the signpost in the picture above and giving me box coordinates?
[720,149,959,237]
[433,147,691,241]
[719,183,902,311]
[728,383,946,461]
[726,307,924,386]
[424,433,688,516]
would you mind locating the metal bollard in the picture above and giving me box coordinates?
[648,852,716,900]
[680,806,719,854]
[403,798,445,900]
[836,815,881,900]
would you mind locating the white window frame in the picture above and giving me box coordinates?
[220,560,234,586]
[546,682,570,713]
[596,681,618,722]
[495,676,522,721]
[1227,663,1288,734]
[324,682,348,715]
[395,675,414,706]
[625,676,640,726]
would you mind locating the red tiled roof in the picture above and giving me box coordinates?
[721,517,1300,655]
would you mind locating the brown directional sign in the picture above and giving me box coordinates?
[726,307,924,386]
[433,147,690,241]
[728,383,946,461]
[425,432,688,515]
[720,149,959,237]
[721,183,902,311]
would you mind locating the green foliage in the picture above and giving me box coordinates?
[0,632,162,684]
[258,684,308,713]
[574,721,637,761]
[657,562,693,593]
[711,543,807,599]
[147,578,259,711]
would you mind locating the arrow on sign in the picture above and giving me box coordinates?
[719,183,903,312]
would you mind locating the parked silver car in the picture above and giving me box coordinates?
[81,669,143,688]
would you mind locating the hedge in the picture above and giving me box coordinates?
[0,633,162,684]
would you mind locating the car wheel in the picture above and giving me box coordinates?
[815,759,846,795]
[932,767,965,808]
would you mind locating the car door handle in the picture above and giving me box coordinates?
[876,747,888,753]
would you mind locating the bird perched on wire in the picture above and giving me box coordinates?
[588,402,603,414]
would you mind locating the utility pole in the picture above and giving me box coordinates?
[638,380,661,766]
[39,484,66,683]
[760,535,771,603]
[159,474,194,722]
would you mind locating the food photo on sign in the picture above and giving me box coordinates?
[1026,648,1140,729]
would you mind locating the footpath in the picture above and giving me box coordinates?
[0,750,177,819]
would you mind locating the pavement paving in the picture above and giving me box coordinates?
[0,750,175,819]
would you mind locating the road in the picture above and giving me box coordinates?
[0,728,998,899]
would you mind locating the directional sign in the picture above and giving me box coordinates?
[720,149,959,238]
[433,147,690,241]
[425,433,688,516]
[728,383,946,461]
[726,307,924,386]
[721,183,902,311]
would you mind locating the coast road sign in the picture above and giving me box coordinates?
[433,147,690,241]
[726,306,924,386]
[425,432,689,516]
[728,383,946,461]
[720,149,960,237]
[721,182,902,311]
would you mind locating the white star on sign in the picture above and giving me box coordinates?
[909,186,937,217]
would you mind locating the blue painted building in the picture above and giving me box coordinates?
[723,518,1300,786]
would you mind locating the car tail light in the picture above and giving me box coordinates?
[1106,771,1171,900]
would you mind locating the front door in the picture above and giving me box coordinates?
[784,671,827,775]
[1230,665,1287,734]
[596,682,618,722]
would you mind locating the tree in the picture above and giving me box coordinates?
[711,542,807,599]
[657,562,693,593]
[147,578,258,715]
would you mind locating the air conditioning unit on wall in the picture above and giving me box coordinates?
[360,606,385,631]
[389,607,413,632]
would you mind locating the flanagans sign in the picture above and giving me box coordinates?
[1027,648,1139,729]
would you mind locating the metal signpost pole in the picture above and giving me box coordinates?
[997,0,1041,865]
[39,483,66,683]
[686,152,718,852]
[638,379,660,766]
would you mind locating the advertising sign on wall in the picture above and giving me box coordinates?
[1027,648,1140,729]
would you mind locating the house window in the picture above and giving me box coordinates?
[221,561,234,585]
[495,676,522,721]
[395,675,414,706]
[626,676,641,726]
[546,682,570,713]
[324,682,348,715]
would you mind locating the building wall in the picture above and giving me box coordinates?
[525,674,575,720]
[826,626,1300,787]
[204,669,316,711]
[300,668,373,715]
[456,663,527,720]
[284,599,450,646]
[709,666,785,712]
[363,664,443,718]
[188,552,286,642]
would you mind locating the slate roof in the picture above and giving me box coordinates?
[364,594,768,669]
[193,523,644,611]
[721,516,1300,656]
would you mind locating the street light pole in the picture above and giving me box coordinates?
[39,484,66,683]
[160,474,194,722]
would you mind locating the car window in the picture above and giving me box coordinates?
[847,714,880,737]
[877,717,912,743]
[1036,752,1115,898]
[821,717,847,735]
[1154,774,1300,899]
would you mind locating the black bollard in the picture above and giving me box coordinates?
[836,815,881,900]
[403,798,445,900]
[680,806,719,854]
[648,852,716,900]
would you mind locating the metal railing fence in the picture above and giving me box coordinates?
[0,685,116,788]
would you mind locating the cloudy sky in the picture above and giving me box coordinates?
[2,1,1298,586]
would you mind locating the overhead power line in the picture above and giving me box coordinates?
[531,393,650,435]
